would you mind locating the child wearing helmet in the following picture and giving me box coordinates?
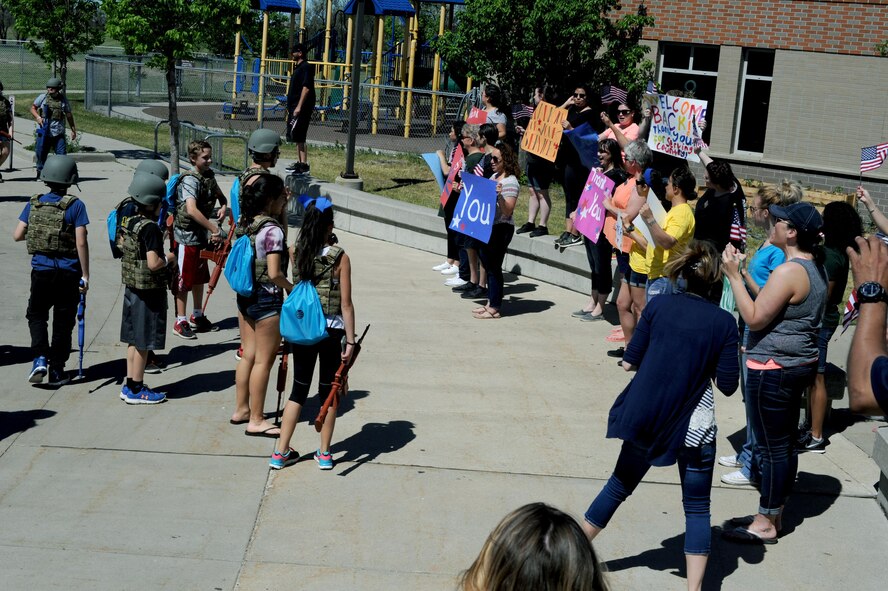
[12,154,89,386]
[30,78,76,177]
[118,172,177,404]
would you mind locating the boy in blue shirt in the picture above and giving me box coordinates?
[13,155,89,385]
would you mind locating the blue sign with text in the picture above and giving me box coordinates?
[450,173,497,244]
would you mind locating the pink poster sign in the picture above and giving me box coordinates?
[573,169,615,243]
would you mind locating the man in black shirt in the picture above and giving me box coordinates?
[285,43,316,175]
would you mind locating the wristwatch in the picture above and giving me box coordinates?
[855,281,888,307]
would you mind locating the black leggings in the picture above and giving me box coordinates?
[288,328,345,405]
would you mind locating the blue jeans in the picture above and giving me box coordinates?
[736,324,758,481]
[35,130,67,172]
[479,223,514,308]
[585,440,716,555]
[746,364,816,514]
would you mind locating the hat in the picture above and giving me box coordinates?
[768,202,823,234]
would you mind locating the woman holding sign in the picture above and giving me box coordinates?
[474,144,521,319]
[556,85,598,248]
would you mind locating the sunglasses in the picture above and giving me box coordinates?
[573,93,586,99]
[491,156,501,163]
[774,218,795,229]
[617,109,632,115]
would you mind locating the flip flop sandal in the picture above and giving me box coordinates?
[606,332,625,342]
[245,426,281,438]
[473,308,501,319]
[472,306,488,314]
[721,526,778,545]
[729,515,783,533]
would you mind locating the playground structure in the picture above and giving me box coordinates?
[225,0,470,138]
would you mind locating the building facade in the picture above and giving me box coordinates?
[628,0,888,205]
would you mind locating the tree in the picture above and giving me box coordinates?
[5,0,105,87]
[103,0,248,173]
[0,3,15,42]
[435,0,654,104]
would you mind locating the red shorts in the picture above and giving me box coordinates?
[176,244,210,292]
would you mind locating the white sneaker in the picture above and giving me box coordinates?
[721,470,754,486]
[445,277,467,287]
[718,454,741,468]
[441,264,459,275]
[432,261,451,272]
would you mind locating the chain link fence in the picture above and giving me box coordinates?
[85,55,471,154]
[0,40,128,91]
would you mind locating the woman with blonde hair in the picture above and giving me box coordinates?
[583,241,739,591]
[461,503,608,591]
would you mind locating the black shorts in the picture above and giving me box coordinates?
[286,105,314,144]
[120,287,168,351]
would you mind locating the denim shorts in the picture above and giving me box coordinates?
[237,288,283,322]
[817,325,838,374]
[622,269,648,288]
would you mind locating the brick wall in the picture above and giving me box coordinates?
[626,0,888,56]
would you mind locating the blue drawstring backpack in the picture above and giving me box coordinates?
[280,280,327,345]
[223,235,255,296]
[229,176,241,223]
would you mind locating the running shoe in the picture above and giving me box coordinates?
[270,448,299,470]
[529,226,548,237]
[798,432,827,453]
[189,314,214,333]
[47,367,70,386]
[123,386,166,405]
[174,320,197,340]
[718,454,741,468]
[29,356,48,384]
[432,261,451,271]
[314,449,333,470]
[515,222,535,234]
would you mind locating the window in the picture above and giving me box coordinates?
[734,50,775,154]
[658,44,720,144]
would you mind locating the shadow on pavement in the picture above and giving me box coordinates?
[167,369,235,398]
[0,409,57,442]
[504,296,554,316]
[298,389,370,425]
[109,149,157,161]
[332,419,416,477]
[0,344,34,368]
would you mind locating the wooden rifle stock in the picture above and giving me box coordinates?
[314,324,370,432]
[200,210,236,312]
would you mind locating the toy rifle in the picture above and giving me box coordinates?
[199,209,236,312]
[0,130,21,145]
[76,282,86,379]
[275,342,288,427]
[314,324,370,432]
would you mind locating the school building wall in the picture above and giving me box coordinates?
[633,1,888,207]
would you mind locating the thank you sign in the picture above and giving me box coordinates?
[574,169,614,243]
[450,173,497,243]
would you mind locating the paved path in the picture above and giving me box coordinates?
[0,125,886,590]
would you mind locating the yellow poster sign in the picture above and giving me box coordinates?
[521,101,568,162]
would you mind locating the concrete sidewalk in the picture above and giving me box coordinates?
[0,128,886,590]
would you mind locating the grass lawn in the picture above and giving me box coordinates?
[13,93,571,236]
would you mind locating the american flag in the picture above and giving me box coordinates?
[841,231,888,333]
[474,156,485,177]
[729,207,747,251]
[512,103,534,120]
[601,85,628,105]
[646,80,659,94]
[861,143,888,173]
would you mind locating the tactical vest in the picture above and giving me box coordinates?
[245,215,284,286]
[234,167,274,238]
[313,245,344,316]
[26,194,78,257]
[175,171,218,233]
[42,95,65,121]
[0,97,10,123]
[120,215,168,290]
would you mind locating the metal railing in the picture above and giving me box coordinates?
[153,119,248,173]
[86,55,470,152]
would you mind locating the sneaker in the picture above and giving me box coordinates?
[235,346,243,361]
[29,356,48,383]
[563,234,583,247]
[606,347,625,358]
[720,470,754,486]
[432,261,451,272]
[529,226,549,238]
[718,454,741,468]
[452,281,476,293]
[123,385,166,405]
[299,162,310,175]
[47,367,70,386]
[189,314,214,333]
[445,277,468,288]
[315,449,333,470]
[515,222,535,234]
[285,162,298,172]
[174,320,197,340]
[144,352,165,374]
[441,264,460,276]
[798,432,827,453]
[461,285,487,299]
[554,231,570,246]
[120,385,131,400]
[571,309,593,319]
[581,313,605,322]
[269,448,299,470]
